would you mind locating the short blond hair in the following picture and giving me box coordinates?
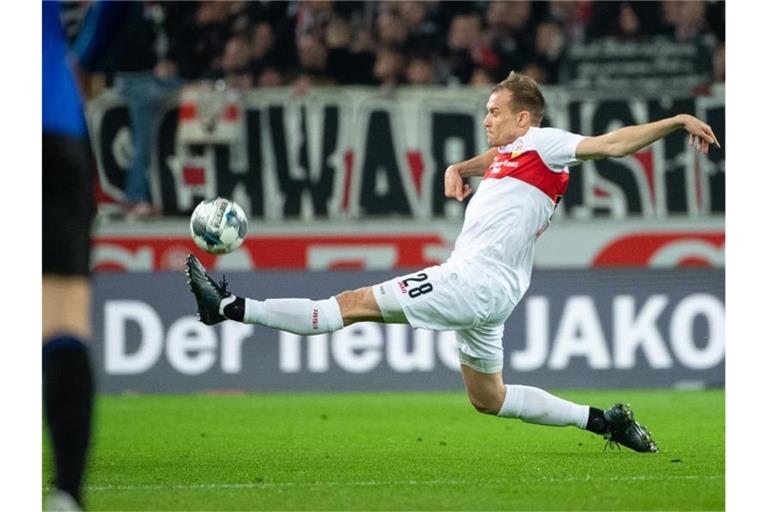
[491,71,546,126]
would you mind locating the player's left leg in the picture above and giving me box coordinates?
[459,362,591,427]
[455,323,658,453]
[43,276,94,507]
[42,133,97,508]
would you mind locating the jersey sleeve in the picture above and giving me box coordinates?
[72,1,130,71]
[531,127,586,169]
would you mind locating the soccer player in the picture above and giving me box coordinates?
[43,2,126,509]
[185,71,720,453]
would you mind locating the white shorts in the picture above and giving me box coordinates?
[373,259,516,363]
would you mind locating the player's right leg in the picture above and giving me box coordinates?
[186,254,484,334]
[187,253,484,334]
[185,254,407,335]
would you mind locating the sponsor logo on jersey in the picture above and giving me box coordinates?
[483,150,570,202]
[489,156,520,174]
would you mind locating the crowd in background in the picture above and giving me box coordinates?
[73,0,725,91]
[63,0,724,216]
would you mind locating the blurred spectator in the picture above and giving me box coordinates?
[548,0,593,43]
[405,53,438,85]
[221,36,253,89]
[373,47,405,86]
[228,1,251,38]
[670,0,718,48]
[520,62,548,86]
[613,2,643,40]
[325,15,353,49]
[294,0,334,39]
[172,2,232,80]
[694,42,725,95]
[245,1,296,74]
[445,13,487,84]
[295,32,335,86]
[325,15,376,84]
[706,0,725,43]
[712,43,725,83]
[396,1,442,52]
[530,21,566,84]
[350,25,376,55]
[659,0,716,44]
[484,1,536,81]
[470,67,495,87]
[589,1,667,40]
[98,0,725,96]
[376,9,409,48]
[250,22,276,69]
[660,0,683,29]
[257,66,284,87]
[106,1,185,216]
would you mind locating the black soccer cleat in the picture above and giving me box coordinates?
[602,403,659,453]
[185,253,231,325]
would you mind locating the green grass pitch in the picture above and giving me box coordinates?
[43,389,724,510]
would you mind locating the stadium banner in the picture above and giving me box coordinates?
[87,86,724,221]
[92,218,724,272]
[92,268,724,394]
[560,36,714,91]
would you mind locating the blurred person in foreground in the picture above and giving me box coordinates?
[43,1,126,510]
[185,71,719,454]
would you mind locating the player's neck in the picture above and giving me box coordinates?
[500,126,532,147]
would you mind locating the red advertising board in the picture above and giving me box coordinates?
[92,220,724,272]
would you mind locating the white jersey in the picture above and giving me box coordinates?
[376,127,586,361]
[448,127,585,305]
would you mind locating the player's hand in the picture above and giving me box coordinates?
[678,114,721,155]
[444,165,472,202]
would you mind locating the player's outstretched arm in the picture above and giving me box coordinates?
[575,113,721,161]
[444,148,498,201]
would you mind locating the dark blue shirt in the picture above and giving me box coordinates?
[42,1,127,136]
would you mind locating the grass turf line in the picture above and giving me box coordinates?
[43,389,724,511]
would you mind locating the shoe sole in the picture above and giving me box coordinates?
[185,255,225,325]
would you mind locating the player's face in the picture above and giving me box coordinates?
[483,90,526,147]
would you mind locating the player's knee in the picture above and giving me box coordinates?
[335,288,362,313]
[335,287,382,325]
[467,393,502,415]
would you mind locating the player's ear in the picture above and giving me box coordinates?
[517,111,530,126]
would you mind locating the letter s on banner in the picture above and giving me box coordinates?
[104,300,163,374]
[670,294,725,370]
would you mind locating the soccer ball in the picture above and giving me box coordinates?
[189,197,248,254]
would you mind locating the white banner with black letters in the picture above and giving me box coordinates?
[92,268,724,393]
[87,86,725,221]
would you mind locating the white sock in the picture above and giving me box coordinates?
[497,384,589,429]
[237,297,344,335]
